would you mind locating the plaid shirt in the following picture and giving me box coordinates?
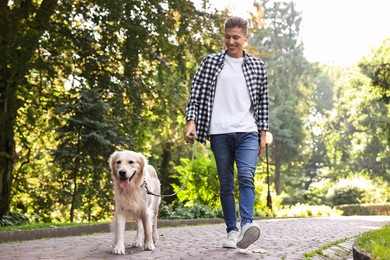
[186,51,269,144]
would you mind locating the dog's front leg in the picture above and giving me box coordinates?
[142,212,155,251]
[112,213,127,255]
[133,218,144,248]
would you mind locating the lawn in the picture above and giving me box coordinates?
[0,222,105,232]
[354,224,390,259]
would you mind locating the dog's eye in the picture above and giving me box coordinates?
[129,160,134,164]
[116,160,121,164]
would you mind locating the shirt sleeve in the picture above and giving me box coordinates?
[258,65,269,131]
[185,56,208,122]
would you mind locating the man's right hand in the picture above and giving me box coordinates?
[184,120,197,144]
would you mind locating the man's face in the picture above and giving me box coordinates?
[224,27,249,58]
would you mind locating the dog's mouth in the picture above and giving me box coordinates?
[119,177,129,189]
[119,170,136,189]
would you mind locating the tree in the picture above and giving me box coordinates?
[145,4,227,202]
[359,39,390,104]
[282,64,337,205]
[249,1,312,194]
[54,87,116,222]
[0,0,58,218]
[2,0,228,221]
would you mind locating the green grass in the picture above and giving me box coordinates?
[354,224,390,260]
[0,222,107,232]
[303,237,349,259]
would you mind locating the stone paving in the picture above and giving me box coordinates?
[1,216,389,259]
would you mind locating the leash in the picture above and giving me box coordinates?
[141,134,196,198]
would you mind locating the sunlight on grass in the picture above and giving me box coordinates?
[355,224,390,259]
[0,222,107,232]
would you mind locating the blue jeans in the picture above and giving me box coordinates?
[210,132,259,233]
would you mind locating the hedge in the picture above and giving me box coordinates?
[336,203,390,216]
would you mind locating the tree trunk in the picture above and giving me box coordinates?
[159,142,175,203]
[0,83,18,218]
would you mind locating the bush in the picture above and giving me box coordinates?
[173,150,221,209]
[329,186,365,205]
[276,204,342,218]
[0,211,30,226]
[159,202,222,219]
[336,203,390,216]
[326,174,389,206]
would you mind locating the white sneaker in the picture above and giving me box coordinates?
[236,223,261,249]
[222,230,238,248]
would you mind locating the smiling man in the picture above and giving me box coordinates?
[184,16,269,249]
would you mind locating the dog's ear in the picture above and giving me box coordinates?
[109,151,118,172]
[137,153,148,174]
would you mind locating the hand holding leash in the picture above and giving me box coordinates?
[184,120,196,144]
[189,132,194,144]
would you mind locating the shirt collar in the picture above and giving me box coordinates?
[221,50,248,64]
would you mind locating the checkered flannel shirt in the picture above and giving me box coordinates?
[185,51,269,144]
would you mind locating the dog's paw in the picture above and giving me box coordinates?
[112,244,126,255]
[144,242,155,251]
[132,240,143,248]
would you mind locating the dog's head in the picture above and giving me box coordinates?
[109,150,147,190]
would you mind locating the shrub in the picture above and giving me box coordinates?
[276,204,342,218]
[173,150,220,208]
[159,201,221,219]
[326,174,389,206]
[336,203,390,216]
[0,211,30,226]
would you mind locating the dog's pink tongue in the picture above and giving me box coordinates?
[119,179,129,189]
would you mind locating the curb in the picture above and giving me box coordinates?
[0,218,225,244]
[352,245,371,260]
[315,237,355,259]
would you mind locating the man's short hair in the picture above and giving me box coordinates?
[225,16,248,34]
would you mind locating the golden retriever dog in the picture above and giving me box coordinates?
[109,150,161,254]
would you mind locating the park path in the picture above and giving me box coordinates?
[1,216,389,259]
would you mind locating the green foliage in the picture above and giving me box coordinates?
[283,39,390,207]
[276,204,342,218]
[0,221,104,232]
[1,0,389,223]
[0,212,30,227]
[159,201,221,219]
[359,39,390,104]
[4,0,227,222]
[328,187,364,206]
[355,224,390,260]
[336,203,390,216]
[326,174,389,207]
[304,237,349,259]
[173,147,221,208]
[54,86,116,222]
[249,1,312,194]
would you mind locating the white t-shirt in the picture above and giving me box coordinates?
[209,55,257,135]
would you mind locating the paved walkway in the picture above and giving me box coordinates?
[1,216,389,259]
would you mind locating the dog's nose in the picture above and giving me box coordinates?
[119,169,126,177]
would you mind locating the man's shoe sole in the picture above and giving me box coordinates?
[222,244,237,249]
[236,226,260,249]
